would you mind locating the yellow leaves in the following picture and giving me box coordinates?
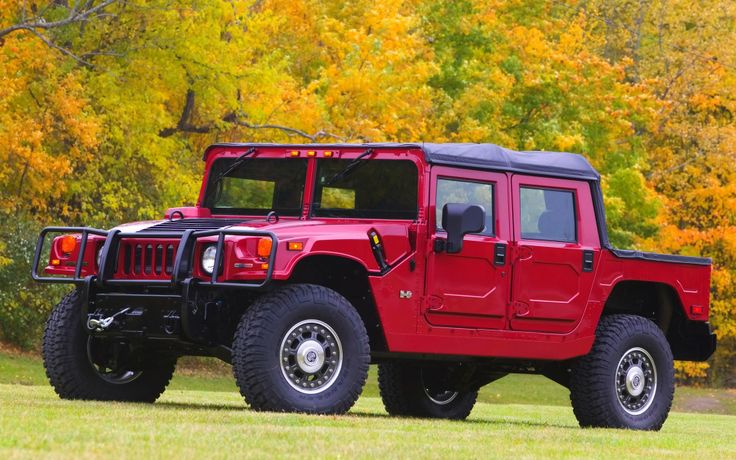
[510,26,548,59]
[0,241,11,268]
[553,134,583,151]
[675,361,709,380]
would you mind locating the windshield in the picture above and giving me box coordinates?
[312,159,418,219]
[204,158,308,215]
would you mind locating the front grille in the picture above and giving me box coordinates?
[116,240,178,278]
[139,218,248,232]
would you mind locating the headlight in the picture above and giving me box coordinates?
[201,245,217,274]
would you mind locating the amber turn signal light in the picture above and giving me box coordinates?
[257,237,273,257]
[60,235,77,254]
[287,242,304,251]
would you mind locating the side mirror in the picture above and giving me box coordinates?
[441,203,486,254]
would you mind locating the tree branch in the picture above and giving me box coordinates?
[27,28,93,67]
[159,90,345,142]
[0,0,120,40]
[0,1,121,68]
[224,113,346,142]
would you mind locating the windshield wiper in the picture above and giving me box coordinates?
[323,148,375,187]
[204,147,257,204]
[213,147,257,184]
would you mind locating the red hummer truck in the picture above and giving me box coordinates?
[32,143,715,430]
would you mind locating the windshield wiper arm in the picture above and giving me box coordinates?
[213,147,257,184]
[203,147,257,204]
[323,148,375,187]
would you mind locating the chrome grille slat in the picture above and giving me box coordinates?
[165,245,174,275]
[114,239,180,280]
[155,244,163,275]
[134,245,142,274]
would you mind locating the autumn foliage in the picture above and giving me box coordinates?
[0,1,733,385]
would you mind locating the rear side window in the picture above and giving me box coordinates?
[436,178,494,235]
[520,187,576,242]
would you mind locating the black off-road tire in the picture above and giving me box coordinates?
[378,362,478,420]
[232,284,370,414]
[43,289,176,403]
[570,314,675,430]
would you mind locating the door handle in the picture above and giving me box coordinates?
[582,250,594,272]
[517,245,533,260]
[494,243,507,266]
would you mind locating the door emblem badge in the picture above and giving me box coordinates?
[399,290,413,299]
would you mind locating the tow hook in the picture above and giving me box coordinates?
[87,308,130,332]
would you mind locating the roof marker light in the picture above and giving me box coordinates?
[290,150,300,157]
[307,151,316,157]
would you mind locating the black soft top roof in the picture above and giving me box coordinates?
[204,142,600,181]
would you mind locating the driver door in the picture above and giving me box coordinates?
[424,167,511,330]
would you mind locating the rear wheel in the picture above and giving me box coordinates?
[378,362,478,420]
[569,314,674,430]
[232,284,370,414]
[43,289,176,402]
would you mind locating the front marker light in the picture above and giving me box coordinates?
[60,235,77,254]
[257,238,273,258]
[201,245,217,274]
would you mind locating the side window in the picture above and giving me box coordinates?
[520,187,576,242]
[436,178,494,235]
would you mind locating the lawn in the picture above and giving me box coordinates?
[1,351,734,459]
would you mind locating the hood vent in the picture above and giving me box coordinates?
[138,218,250,233]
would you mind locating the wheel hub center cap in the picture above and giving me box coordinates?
[625,365,645,397]
[296,340,325,373]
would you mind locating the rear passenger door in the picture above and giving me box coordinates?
[510,175,600,334]
[424,167,511,330]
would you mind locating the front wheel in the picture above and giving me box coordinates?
[232,284,370,414]
[43,289,176,402]
[569,314,675,430]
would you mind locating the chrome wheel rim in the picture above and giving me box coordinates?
[615,347,657,415]
[86,337,142,385]
[420,369,459,405]
[280,319,343,394]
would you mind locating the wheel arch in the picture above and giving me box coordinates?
[287,255,387,352]
[602,280,714,361]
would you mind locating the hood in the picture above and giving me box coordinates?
[111,217,412,267]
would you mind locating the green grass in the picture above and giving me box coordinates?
[1,351,735,458]
[2,351,733,414]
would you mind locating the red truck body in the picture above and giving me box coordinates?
[33,143,715,429]
[37,144,713,362]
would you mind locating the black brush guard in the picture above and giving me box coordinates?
[31,226,278,289]
[32,226,278,359]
